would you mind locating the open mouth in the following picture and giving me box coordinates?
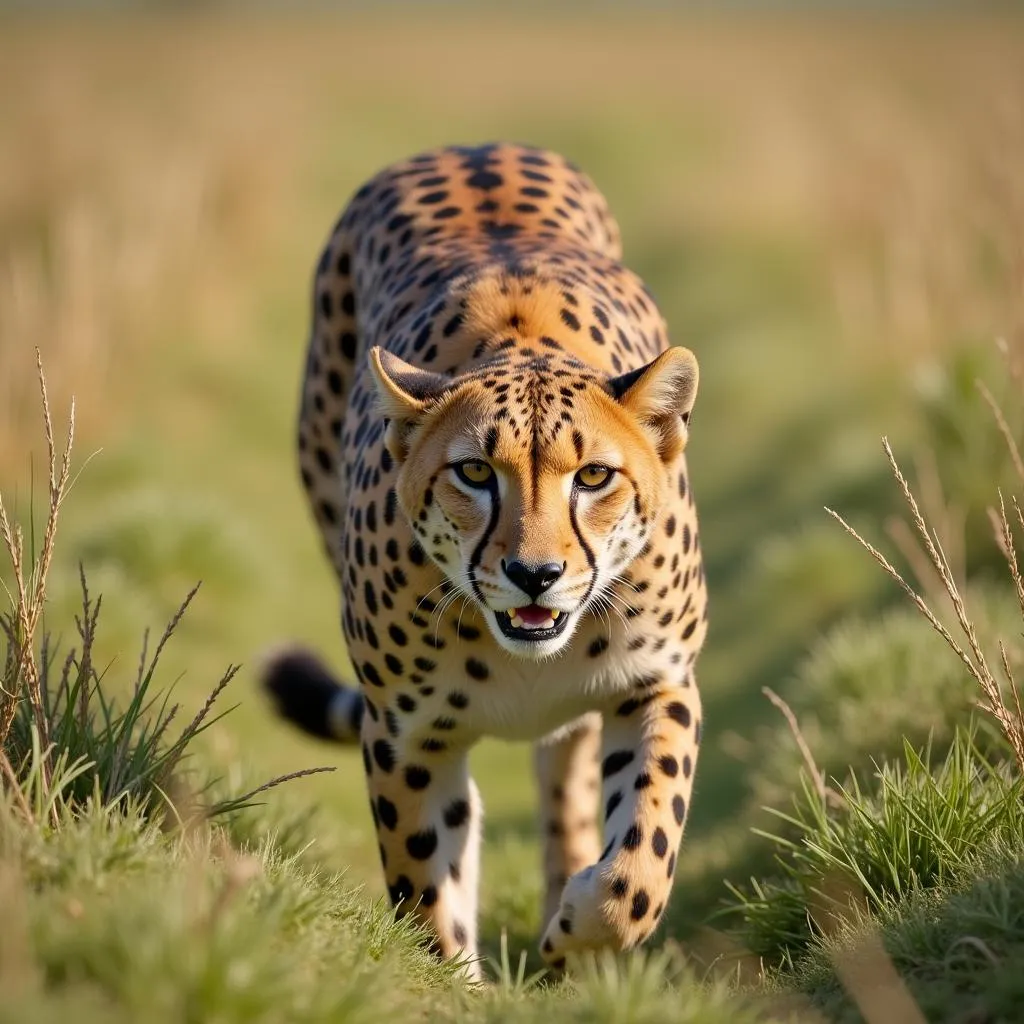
[494,605,571,642]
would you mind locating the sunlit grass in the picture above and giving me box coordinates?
[2,8,1024,1022]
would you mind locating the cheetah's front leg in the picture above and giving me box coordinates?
[362,717,483,980]
[538,678,702,966]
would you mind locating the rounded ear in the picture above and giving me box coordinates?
[609,347,699,459]
[367,347,450,462]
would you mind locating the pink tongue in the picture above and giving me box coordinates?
[516,605,552,626]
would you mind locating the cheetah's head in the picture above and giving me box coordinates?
[369,346,698,659]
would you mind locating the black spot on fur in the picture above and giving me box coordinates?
[602,750,635,778]
[377,795,399,830]
[651,827,669,858]
[373,740,395,772]
[404,765,432,790]
[388,875,414,906]
[465,658,489,681]
[630,890,650,920]
[444,799,470,829]
[672,795,686,825]
[406,829,438,860]
[666,702,691,728]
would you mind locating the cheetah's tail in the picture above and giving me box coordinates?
[260,647,362,744]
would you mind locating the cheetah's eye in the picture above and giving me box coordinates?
[455,460,495,488]
[576,464,614,489]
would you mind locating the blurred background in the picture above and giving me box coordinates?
[2,1,1023,957]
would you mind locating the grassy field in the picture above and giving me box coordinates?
[3,8,1024,1021]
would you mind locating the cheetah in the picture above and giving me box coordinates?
[263,143,707,977]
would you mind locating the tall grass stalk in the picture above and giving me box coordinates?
[0,357,334,828]
[0,351,74,817]
[827,434,1024,773]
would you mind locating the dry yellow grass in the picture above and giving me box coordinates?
[2,12,1022,470]
[2,16,1024,1020]
[0,354,74,775]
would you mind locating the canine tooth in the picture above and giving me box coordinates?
[550,610,560,619]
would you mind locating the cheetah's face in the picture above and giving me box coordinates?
[370,347,698,659]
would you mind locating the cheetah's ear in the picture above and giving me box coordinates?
[609,347,699,460]
[368,347,451,462]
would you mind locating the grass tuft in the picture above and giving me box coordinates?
[723,727,1024,970]
[0,357,333,830]
[0,350,75,799]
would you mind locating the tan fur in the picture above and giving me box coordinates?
[285,144,707,975]
[463,275,585,352]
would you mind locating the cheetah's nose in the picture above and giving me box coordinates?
[502,559,565,600]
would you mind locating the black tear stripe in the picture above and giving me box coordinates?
[468,478,501,604]
[569,483,598,607]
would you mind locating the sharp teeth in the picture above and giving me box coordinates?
[499,606,564,632]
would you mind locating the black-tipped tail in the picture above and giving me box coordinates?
[261,648,362,743]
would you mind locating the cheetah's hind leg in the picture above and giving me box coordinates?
[533,714,603,929]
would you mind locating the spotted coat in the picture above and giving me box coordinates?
[264,143,707,976]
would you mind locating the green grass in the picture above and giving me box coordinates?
[3,8,1024,1022]
[722,728,1024,968]
[791,853,1024,1023]
[4,577,236,816]
[0,595,790,1022]
[747,586,1024,812]
[0,802,468,1024]
[2,800,798,1024]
